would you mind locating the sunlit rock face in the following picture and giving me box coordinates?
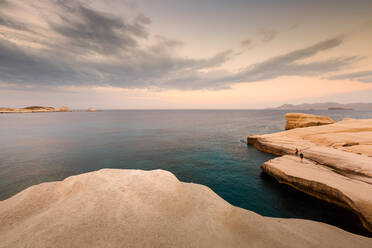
[285,113,334,130]
[248,118,372,232]
[0,106,71,113]
[58,106,71,112]
[1,169,371,248]
[0,106,55,113]
[262,155,372,232]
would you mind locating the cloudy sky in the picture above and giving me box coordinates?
[1,0,372,109]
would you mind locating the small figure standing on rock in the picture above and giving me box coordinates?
[295,148,299,156]
[300,152,304,162]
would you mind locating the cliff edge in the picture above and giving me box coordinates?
[248,117,372,232]
[285,113,334,130]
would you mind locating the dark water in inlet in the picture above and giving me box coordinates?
[1,109,372,236]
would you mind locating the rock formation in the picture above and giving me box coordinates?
[1,169,371,248]
[285,113,334,130]
[0,106,70,113]
[87,107,96,112]
[24,106,56,112]
[58,106,71,112]
[0,106,56,113]
[248,117,372,232]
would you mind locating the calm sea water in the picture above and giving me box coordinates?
[1,109,372,236]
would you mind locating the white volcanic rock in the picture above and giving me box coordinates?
[262,156,372,231]
[285,113,334,130]
[248,118,372,171]
[1,169,371,248]
[248,118,372,232]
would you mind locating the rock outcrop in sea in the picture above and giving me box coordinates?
[285,113,334,130]
[248,117,372,232]
[58,106,71,112]
[0,106,71,113]
[1,169,371,248]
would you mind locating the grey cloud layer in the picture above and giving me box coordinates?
[327,70,372,83]
[163,37,360,90]
[0,0,363,90]
[241,39,252,47]
[257,28,278,42]
[221,37,359,83]
[0,0,233,89]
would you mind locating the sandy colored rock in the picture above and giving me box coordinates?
[23,106,56,112]
[285,113,334,130]
[0,106,56,113]
[262,155,372,231]
[1,169,371,248]
[0,106,71,113]
[58,106,71,112]
[248,117,372,232]
[249,118,372,159]
[87,107,96,112]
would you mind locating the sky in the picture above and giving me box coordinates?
[0,0,372,109]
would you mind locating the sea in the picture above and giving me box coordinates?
[1,109,372,236]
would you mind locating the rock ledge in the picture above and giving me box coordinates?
[1,169,371,248]
[248,117,372,232]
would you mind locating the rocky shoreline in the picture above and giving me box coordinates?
[1,169,371,248]
[248,114,372,233]
[0,106,71,113]
[0,106,100,113]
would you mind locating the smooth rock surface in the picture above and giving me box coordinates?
[1,169,371,248]
[285,113,334,130]
[248,118,372,232]
[262,156,372,231]
[87,107,96,112]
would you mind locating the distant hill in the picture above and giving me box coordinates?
[271,102,372,110]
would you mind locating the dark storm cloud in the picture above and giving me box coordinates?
[326,70,372,83]
[0,1,363,90]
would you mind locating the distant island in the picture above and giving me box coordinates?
[271,102,372,110]
[0,106,71,113]
[328,107,353,110]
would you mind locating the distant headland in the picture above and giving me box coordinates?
[0,106,100,113]
[270,102,372,110]
[0,106,71,113]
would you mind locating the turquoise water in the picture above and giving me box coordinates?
[1,110,372,236]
